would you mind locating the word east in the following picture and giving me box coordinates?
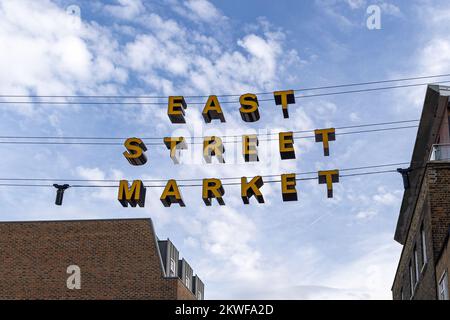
[167,90,296,123]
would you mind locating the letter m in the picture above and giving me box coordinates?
[118,180,146,207]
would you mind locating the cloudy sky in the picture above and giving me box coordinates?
[1,0,449,299]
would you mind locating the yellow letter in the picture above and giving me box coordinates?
[163,137,187,164]
[160,179,185,207]
[168,96,187,123]
[242,134,259,162]
[239,93,260,122]
[273,90,295,118]
[202,178,225,206]
[314,128,336,156]
[118,180,146,207]
[281,173,297,201]
[241,176,264,204]
[202,95,225,123]
[279,132,295,160]
[203,136,225,163]
[123,137,148,166]
[318,170,339,198]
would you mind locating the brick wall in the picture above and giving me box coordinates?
[392,166,437,300]
[435,236,450,299]
[0,218,197,300]
[392,163,450,299]
[428,163,450,259]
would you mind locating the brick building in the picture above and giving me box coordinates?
[0,218,204,300]
[392,85,450,300]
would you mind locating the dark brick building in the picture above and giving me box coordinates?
[392,85,450,300]
[0,218,204,300]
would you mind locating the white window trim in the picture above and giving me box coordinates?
[421,226,427,265]
[169,258,176,277]
[414,247,420,283]
[438,270,449,300]
[409,263,415,298]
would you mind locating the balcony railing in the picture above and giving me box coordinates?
[430,144,450,161]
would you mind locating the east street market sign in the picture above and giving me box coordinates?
[117,91,340,208]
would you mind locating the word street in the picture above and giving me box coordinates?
[122,128,336,165]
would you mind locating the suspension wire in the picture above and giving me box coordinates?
[0,119,420,141]
[1,80,450,105]
[0,169,403,188]
[0,124,419,146]
[0,162,410,184]
[0,73,449,99]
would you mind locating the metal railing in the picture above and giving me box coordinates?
[430,144,450,161]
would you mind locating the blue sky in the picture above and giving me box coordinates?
[1,0,450,299]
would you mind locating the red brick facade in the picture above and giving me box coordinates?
[0,218,197,300]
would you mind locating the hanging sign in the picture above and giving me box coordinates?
[116,90,340,208]
[168,91,296,123]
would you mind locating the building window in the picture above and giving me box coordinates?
[169,258,176,277]
[448,115,450,138]
[185,275,190,289]
[438,270,449,300]
[414,247,419,283]
[198,291,202,300]
[409,262,415,297]
[421,225,427,267]
[400,288,404,300]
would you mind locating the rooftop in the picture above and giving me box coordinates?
[394,85,450,244]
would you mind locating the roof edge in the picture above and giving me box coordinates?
[394,85,448,244]
[0,217,153,224]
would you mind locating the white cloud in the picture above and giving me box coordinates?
[75,166,106,180]
[393,3,450,113]
[356,209,378,220]
[315,0,355,29]
[121,16,301,100]
[349,112,361,122]
[346,0,366,10]
[418,38,450,75]
[373,187,402,206]
[202,233,401,299]
[104,0,145,20]
[168,0,226,24]
[379,2,402,17]
[318,235,400,299]
[0,0,128,122]
[75,166,124,201]
[184,0,223,22]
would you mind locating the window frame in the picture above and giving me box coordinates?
[421,225,427,267]
[438,270,449,300]
[414,246,419,283]
[169,258,176,277]
[409,262,415,298]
